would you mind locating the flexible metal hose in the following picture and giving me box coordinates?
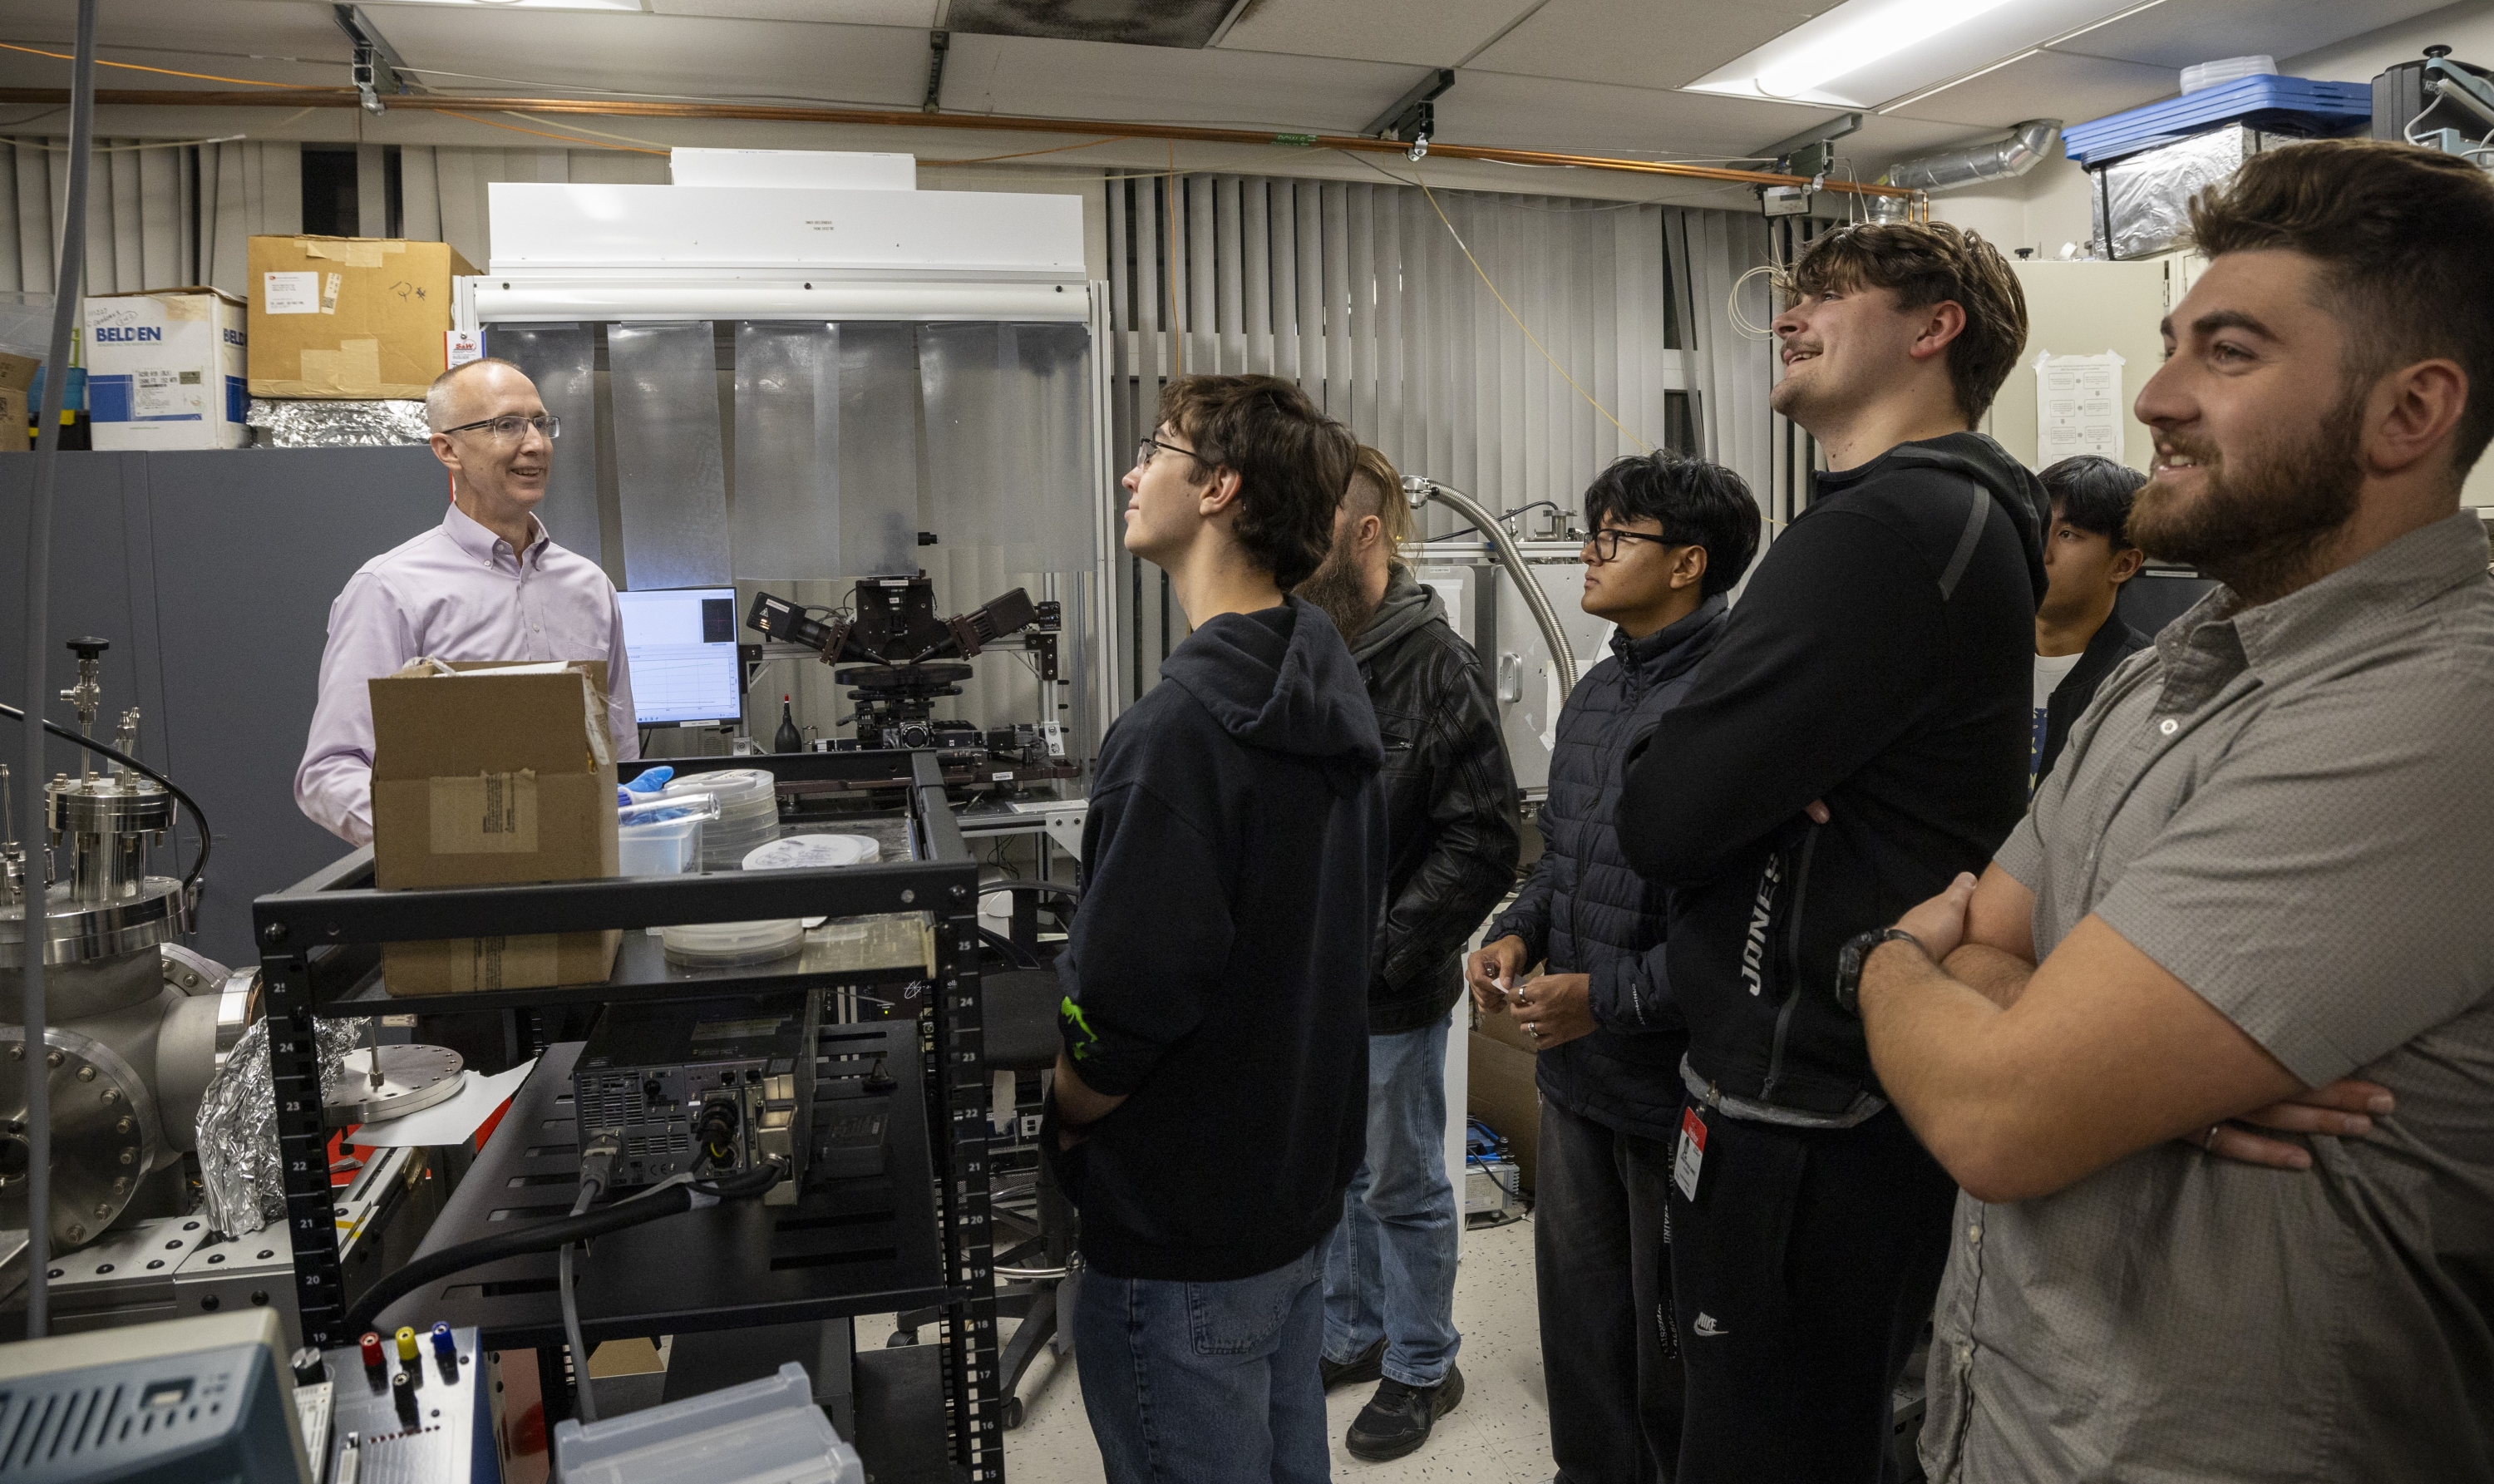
[1403,477,1580,696]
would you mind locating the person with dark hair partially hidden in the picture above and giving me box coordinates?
[2031,455,2150,792]
[1462,451,1760,1484]
[1052,374,1387,1484]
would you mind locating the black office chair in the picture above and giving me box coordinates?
[891,881,1079,1431]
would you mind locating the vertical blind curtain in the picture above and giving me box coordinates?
[0,141,668,301]
[1102,172,1780,689]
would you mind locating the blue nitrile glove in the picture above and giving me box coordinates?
[622,767,675,796]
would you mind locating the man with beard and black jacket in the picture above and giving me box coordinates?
[1614,223,2046,1482]
[1461,452,1762,1484]
[1296,444,1521,1462]
[1053,374,1386,1484]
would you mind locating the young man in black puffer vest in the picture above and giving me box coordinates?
[1462,453,1761,1484]
[1616,222,2046,1483]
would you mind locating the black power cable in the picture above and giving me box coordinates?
[0,699,213,898]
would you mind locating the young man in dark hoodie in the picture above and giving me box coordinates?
[1614,223,2046,1482]
[1054,373,1387,1484]
[1463,452,1761,1484]
[1297,444,1521,1462]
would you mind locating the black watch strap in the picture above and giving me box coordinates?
[1836,927,1925,1018]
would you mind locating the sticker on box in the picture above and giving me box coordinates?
[264,271,322,314]
[446,329,483,369]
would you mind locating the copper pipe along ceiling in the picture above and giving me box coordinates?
[0,86,1925,200]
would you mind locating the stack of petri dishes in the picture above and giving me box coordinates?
[668,768,780,870]
[661,917,807,969]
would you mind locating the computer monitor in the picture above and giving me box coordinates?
[617,586,745,727]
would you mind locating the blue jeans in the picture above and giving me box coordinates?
[1072,1245,1332,1484]
[1320,1013,1460,1388]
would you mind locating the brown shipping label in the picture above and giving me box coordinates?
[429,770,540,854]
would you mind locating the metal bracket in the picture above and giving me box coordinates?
[1756,111,1862,175]
[332,5,412,112]
[1363,68,1455,160]
[924,29,950,115]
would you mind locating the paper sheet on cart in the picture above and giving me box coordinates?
[352,1058,537,1146]
[2035,349,2124,463]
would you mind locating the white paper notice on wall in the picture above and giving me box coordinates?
[445,329,483,368]
[2035,350,2125,465]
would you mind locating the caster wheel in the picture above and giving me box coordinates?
[886,1329,919,1348]
[1000,1397,1026,1431]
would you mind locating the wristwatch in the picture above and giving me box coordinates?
[1834,927,1925,1018]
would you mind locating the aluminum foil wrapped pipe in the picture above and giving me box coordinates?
[1883,120,2063,195]
[1402,476,1580,696]
[195,1016,285,1237]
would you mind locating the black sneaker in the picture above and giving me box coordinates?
[1344,1364,1464,1462]
[1319,1338,1385,1391]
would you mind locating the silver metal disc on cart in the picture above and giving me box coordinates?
[323,1044,466,1127]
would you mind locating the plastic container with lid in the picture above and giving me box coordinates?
[619,815,704,876]
[2180,55,2275,94]
[661,917,806,969]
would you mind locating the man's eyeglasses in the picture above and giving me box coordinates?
[440,413,561,443]
[1584,527,1676,563]
[1135,435,1200,470]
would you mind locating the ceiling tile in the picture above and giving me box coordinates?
[1214,0,1540,67]
[648,0,938,22]
[0,0,349,91]
[369,8,929,105]
[940,32,1417,131]
[1884,47,2177,129]
[1437,67,1841,162]
[1466,0,1817,91]
[2050,0,2452,72]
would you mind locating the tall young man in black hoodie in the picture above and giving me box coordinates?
[1055,374,1386,1484]
[1615,223,2046,1482]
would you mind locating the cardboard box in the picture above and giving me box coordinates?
[0,388,22,452]
[1467,1014,1542,1194]
[370,659,621,994]
[247,235,477,399]
[0,350,37,392]
[84,290,248,451]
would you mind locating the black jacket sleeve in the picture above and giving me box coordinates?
[1055,781,1236,1097]
[1590,940,1675,1032]
[1617,509,1948,887]
[1378,647,1524,992]
[1486,846,1556,965]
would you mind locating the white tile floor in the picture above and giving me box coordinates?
[989,1215,1552,1484]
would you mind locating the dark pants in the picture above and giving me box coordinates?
[1668,1104,1958,1484]
[1537,1096,1683,1484]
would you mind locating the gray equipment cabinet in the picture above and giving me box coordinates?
[253,751,1001,1482]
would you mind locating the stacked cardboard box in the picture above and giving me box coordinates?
[248,235,476,400]
[85,288,249,451]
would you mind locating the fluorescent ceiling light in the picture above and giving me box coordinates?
[1687,0,2145,111]
[362,0,648,11]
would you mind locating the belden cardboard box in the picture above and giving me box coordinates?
[370,659,621,994]
[84,289,249,451]
[248,235,477,399]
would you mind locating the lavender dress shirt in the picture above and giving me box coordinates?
[295,501,640,846]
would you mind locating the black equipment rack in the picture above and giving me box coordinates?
[254,750,1002,1482]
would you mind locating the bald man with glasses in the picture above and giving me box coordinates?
[295,357,638,845]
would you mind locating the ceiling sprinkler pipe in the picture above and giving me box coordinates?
[1880,119,2063,195]
[1402,477,1579,697]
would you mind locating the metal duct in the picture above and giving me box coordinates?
[1882,119,2063,194]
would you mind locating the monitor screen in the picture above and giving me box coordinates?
[617,586,744,726]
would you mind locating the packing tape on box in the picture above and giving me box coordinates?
[300,238,396,269]
[297,337,382,392]
[451,934,562,993]
[430,770,540,854]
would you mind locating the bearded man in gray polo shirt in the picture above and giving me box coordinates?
[1846,138,2494,1483]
